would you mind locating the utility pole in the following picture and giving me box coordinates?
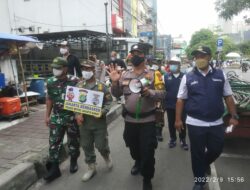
[152,0,157,57]
[152,11,157,57]
[104,2,109,63]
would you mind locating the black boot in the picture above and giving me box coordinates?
[143,179,152,190]
[44,162,61,182]
[70,157,78,173]
[45,161,52,171]
[156,127,163,142]
[131,160,140,175]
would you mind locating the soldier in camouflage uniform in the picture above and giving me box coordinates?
[44,57,80,182]
[75,60,113,182]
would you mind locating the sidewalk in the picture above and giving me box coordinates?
[0,103,122,190]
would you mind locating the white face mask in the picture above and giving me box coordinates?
[111,57,115,61]
[60,48,68,55]
[53,68,63,77]
[82,71,94,80]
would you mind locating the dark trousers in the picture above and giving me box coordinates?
[166,108,186,141]
[123,122,158,180]
[187,124,225,185]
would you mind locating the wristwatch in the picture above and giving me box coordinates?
[231,114,239,120]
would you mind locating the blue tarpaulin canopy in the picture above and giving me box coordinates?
[0,32,38,43]
[0,33,40,113]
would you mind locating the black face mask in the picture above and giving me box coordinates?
[131,55,145,67]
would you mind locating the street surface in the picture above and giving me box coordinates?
[29,68,250,190]
[214,67,250,190]
[29,115,194,190]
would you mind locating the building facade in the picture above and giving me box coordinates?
[1,0,113,34]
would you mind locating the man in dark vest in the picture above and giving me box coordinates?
[164,56,188,150]
[175,46,239,190]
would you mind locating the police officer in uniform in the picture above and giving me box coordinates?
[75,60,113,182]
[44,57,80,182]
[109,43,165,190]
[175,46,239,190]
[150,61,165,142]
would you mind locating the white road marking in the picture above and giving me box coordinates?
[208,163,221,190]
[221,153,250,160]
[208,152,250,190]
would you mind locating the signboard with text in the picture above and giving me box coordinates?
[217,38,223,51]
[63,86,104,117]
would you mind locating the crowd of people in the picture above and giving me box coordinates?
[44,42,239,190]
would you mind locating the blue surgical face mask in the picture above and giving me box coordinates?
[170,65,179,73]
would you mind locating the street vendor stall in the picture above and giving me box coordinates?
[224,71,250,138]
[0,32,39,118]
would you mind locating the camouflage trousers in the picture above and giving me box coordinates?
[80,127,110,164]
[48,120,80,163]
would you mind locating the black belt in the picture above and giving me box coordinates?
[122,106,156,118]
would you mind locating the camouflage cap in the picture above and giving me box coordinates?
[51,57,68,68]
[80,60,95,68]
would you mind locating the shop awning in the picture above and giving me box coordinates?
[0,32,39,43]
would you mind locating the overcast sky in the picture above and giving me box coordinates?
[157,0,218,42]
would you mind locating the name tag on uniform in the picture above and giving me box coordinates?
[212,78,223,82]
[190,81,198,86]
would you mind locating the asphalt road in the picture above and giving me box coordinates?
[29,115,195,190]
[214,67,250,190]
[29,67,250,190]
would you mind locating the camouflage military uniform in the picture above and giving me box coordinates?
[47,75,80,163]
[76,80,112,164]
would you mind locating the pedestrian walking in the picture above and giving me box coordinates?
[164,56,188,150]
[44,57,80,182]
[75,60,113,182]
[150,60,165,142]
[175,46,239,190]
[108,43,165,190]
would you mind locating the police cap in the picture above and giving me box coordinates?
[130,43,146,54]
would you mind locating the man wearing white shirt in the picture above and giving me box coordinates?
[175,46,239,190]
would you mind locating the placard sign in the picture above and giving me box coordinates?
[63,86,104,117]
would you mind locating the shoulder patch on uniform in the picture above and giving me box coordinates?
[97,83,104,91]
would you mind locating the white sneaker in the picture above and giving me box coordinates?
[81,163,96,182]
[103,155,113,170]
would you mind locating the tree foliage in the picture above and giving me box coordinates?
[215,0,250,20]
[237,41,250,57]
[186,29,239,60]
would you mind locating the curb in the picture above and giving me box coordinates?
[0,104,122,190]
[0,163,37,190]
